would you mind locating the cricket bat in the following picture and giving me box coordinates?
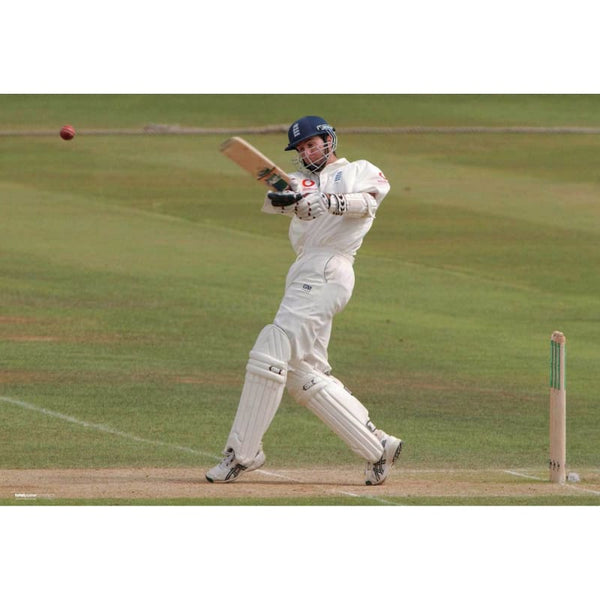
[220,136,291,192]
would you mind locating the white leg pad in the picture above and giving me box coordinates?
[226,324,291,465]
[287,370,383,462]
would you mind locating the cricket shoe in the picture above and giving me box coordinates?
[365,435,403,486]
[205,447,266,483]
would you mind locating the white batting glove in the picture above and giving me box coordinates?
[295,191,330,220]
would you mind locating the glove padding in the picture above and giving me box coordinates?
[267,190,303,207]
[295,191,330,220]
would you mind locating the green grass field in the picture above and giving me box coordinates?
[1,94,599,505]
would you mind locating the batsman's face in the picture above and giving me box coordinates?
[296,135,333,170]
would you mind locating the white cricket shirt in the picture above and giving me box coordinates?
[262,157,391,258]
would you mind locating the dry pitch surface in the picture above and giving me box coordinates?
[2,467,600,503]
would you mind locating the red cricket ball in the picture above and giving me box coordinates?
[60,125,76,141]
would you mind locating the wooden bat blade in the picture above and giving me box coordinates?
[220,136,291,191]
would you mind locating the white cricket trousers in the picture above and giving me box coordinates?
[273,249,355,375]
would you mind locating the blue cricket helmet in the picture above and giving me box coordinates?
[285,115,337,151]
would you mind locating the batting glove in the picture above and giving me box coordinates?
[267,190,303,214]
[294,191,330,220]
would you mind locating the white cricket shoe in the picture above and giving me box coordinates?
[205,447,266,483]
[365,435,403,486]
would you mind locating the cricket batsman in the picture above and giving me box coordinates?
[206,115,402,485]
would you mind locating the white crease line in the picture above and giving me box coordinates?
[0,395,218,460]
[256,469,404,505]
[339,491,403,506]
[504,469,600,496]
[565,484,600,496]
[15,493,56,500]
[255,469,299,482]
[503,470,544,481]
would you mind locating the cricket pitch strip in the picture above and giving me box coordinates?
[1,467,599,503]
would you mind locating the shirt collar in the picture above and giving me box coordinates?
[320,157,349,175]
